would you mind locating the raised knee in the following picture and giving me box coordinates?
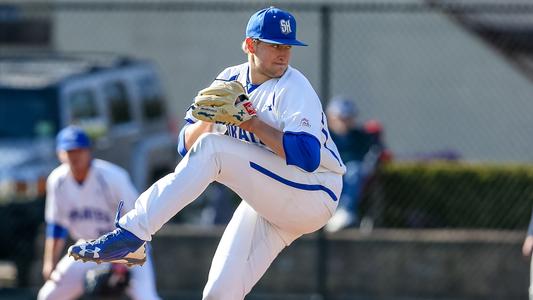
[190,133,222,154]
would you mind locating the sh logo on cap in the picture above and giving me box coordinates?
[280,19,292,35]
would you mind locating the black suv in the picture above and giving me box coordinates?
[0,52,178,286]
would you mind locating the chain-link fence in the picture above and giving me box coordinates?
[1,1,533,299]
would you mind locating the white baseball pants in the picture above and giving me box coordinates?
[119,133,342,300]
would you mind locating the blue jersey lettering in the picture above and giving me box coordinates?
[238,128,250,141]
[69,208,112,223]
[225,125,263,145]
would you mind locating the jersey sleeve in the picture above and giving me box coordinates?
[276,76,324,141]
[177,121,194,157]
[276,70,346,174]
[282,132,321,172]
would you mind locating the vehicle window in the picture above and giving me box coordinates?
[104,81,131,125]
[138,76,165,121]
[0,89,59,138]
[68,89,98,122]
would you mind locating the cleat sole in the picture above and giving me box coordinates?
[67,243,146,267]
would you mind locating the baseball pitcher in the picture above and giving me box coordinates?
[68,7,345,300]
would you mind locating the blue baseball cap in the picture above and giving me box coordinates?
[56,126,91,151]
[246,7,307,46]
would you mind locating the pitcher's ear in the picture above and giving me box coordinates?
[245,38,257,54]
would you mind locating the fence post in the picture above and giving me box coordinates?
[319,5,331,105]
[317,7,331,300]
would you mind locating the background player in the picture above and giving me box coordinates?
[38,126,160,300]
[324,97,388,231]
[69,7,345,300]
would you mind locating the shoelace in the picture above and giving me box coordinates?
[87,228,120,246]
[115,200,124,227]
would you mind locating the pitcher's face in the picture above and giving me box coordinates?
[252,40,292,79]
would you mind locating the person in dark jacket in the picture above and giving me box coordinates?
[325,96,387,232]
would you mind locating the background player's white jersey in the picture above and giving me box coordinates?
[186,62,346,175]
[45,159,137,240]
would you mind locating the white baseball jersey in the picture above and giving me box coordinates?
[45,159,136,240]
[41,159,160,300]
[185,62,346,175]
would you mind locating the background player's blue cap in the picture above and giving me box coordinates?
[327,96,359,119]
[56,126,91,151]
[246,7,307,46]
